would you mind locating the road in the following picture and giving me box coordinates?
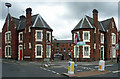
[1,59,120,78]
[2,62,66,77]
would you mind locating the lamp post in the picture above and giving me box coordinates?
[5,3,11,59]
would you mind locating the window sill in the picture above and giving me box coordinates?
[83,40,90,42]
[35,56,42,58]
[36,39,42,41]
[5,56,11,58]
[83,56,90,58]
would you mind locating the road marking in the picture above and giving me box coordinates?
[77,70,83,72]
[112,70,120,73]
[52,71,57,73]
[47,69,51,72]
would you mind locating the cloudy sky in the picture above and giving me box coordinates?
[0,0,120,40]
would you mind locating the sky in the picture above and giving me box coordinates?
[0,0,120,40]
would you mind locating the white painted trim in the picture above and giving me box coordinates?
[29,43,31,49]
[35,44,43,58]
[18,45,23,60]
[101,33,104,44]
[80,17,85,28]
[39,14,45,27]
[5,45,11,58]
[83,45,90,58]
[29,27,31,32]
[112,33,116,45]
[83,31,90,42]
[74,45,79,58]
[5,31,11,43]
[46,31,51,42]
[85,16,93,28]
[100,45,104,60]
[100,22,105,31]
[19,32,23,43]
[32,15,39,27]
[35,30,43,41]
[94,43,96,49]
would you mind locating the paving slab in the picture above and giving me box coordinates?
[62,70,110,77]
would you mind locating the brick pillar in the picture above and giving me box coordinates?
[93,9,100,60]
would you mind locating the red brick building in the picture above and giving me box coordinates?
[52,40,73,60]
[2,8,53,61]
[71,9,117,61]
[118,31,120,55]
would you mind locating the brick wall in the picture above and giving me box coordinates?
[2,14,18,59]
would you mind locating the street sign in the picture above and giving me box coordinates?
[77,41,86,46]
[47,41,51,45]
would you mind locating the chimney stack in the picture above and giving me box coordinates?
[93,9,100,60]
[26,8,32,26]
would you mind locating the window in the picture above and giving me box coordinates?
[5,45,11,58]
[19,32,23,42]
[112,33,116,44]
[53,48,55,52]
[62,44,64,47]
[74,46,79,58]
[35,30,43,41]
[61,48,63,51]
[112,47,116,58]
[46,31,51,42]
[101,33,104,44]
[83,45,90,58]
[68,48,70,52]
[83,31,90,42]
[35,44,43,58]
[74,32,79,44]
[46,45,51,58]
[5,31,11,43]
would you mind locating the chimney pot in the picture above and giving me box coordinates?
[26,8,32,14]
[93,9,98,14]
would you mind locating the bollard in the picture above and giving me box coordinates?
[98,60,105,71]
[68,61,74,74]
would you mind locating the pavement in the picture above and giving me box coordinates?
[62,70,110,77]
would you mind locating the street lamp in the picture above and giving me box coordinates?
[5,3,11,59]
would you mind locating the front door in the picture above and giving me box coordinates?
[19,46,23,60]
[101,47,104,60]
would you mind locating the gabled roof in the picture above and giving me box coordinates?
[5,13,53,31]
[72,15,112,32]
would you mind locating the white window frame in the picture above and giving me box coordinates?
[5,45,11,58]
[101,33,104,44]
[112,33,116,44]
[19,32,23,43]
[83,45,90,58]
[74,46,79,58]
[83,31,90,42]
[35,44,43,58]
[35,30,43,41]
[112,46,116,58]
[46,31,51,42]
[46,45,51,58]
[94,43,96,49]
[5,31,11,43]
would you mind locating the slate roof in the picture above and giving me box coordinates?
[7,14,53,31]
[52,40,72,43]
[72,15,112,32]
